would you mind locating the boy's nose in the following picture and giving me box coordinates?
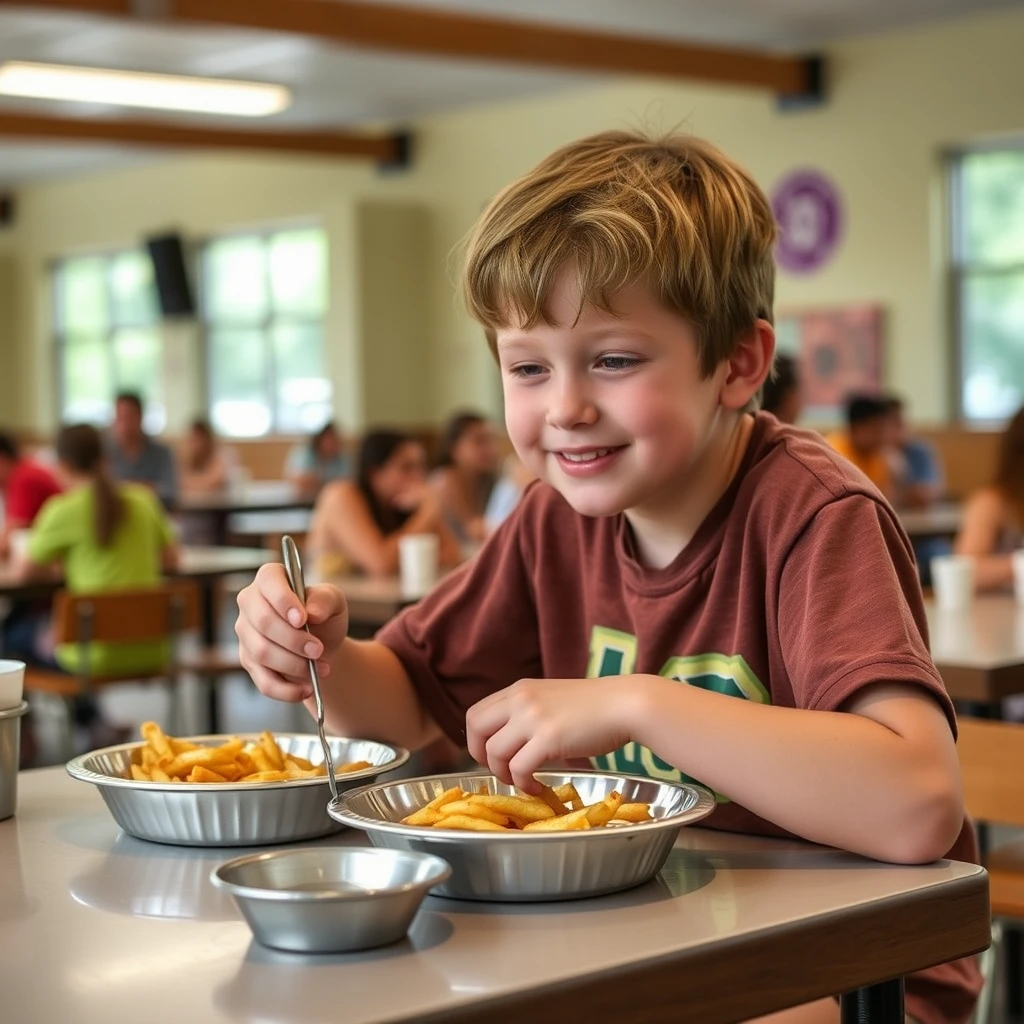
[545,380,598,429]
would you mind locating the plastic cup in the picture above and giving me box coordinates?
[0,659,25,711]
[398,534,439,600]
[930,555,975,610]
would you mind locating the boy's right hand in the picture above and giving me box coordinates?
[235,563,349,703]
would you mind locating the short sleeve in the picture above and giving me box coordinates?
[142,486,176,547]
[777,494,955,733]
[376,509,543,745]
[27,496,73,565]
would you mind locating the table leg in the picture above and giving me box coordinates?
[840,978,904,1023]
[200,581,220,734]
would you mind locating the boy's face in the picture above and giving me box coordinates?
[495,277,738,523]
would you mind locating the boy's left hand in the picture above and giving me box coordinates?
[465,676,641,793]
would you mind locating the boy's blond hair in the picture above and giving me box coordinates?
[463,130,777,376]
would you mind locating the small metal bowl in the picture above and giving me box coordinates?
[330,770,716,902]
[211,846,452,953]
[66,734,409,847]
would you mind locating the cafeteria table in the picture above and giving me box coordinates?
[0,767,990,1024]
[899,502,963,542]
[178,481,316,546]
[926,595,1024,707]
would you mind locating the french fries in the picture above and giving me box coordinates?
[127,722,373,784]
[400,782,655,832]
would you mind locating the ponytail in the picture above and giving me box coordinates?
[93,468,124,548]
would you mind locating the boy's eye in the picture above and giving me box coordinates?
[597,355,641,371]
[508,363,546,379]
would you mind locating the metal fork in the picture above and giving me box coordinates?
[281,535,338,802]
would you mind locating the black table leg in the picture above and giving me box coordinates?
[841,978,904,1023]
[200,580,220,734]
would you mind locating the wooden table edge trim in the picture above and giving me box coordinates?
[416,867,989,1024]
[940,663,1024,703]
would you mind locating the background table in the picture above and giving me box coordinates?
[0,767,989,1024]
[926,595,1024,706]
[899,502,963,541]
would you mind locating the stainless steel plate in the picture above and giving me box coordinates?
[329,770,715,901]
[67,734,409,847]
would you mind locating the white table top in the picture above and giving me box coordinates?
[927,595,1024,671]
[178,481,315,515]
[899,502,963,540]
[0,545,271,597]
[0,768,988,1024]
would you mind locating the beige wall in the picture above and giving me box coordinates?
[5,6,1024,433]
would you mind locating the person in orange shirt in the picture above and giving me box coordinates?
[826,394,893,499]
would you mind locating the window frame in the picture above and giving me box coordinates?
[948,142,1024,426]
[198,221,330,438]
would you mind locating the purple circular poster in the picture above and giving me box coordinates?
[771,169,843,274]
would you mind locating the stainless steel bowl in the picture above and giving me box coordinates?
[329,771,715,902]
[211,846,452,953]
[66,734,409,847]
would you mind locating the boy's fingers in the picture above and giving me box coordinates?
[304,584,346,626]
[235,615,313,680]
[249,563,306,626]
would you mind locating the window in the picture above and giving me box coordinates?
[951,148,1024,422]
[54,250,164,430]
[202,226,331,437]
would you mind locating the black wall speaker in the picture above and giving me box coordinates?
[145,232,196,318]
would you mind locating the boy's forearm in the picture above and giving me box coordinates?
[629,676,962,864]
[308,637,441,752]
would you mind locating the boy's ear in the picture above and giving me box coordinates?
[719,319,776,410]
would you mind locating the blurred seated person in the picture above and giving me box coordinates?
[883,394,944,510]
[953,404,1024,592]
[107,391,177,510]
[10,423,180,750]
[429,411,500,548]
[0,431,62,558]
[306,429,461,579]
[825,394,893,500]
[285,420,350,493]
[760,353,802,424]
[484,454,535,534]
[179,418,235,496]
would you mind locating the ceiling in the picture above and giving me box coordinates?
[0,0,1015,186]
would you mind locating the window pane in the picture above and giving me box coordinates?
[273,321,332,432]
[268,229,327,316]
[112,328,165,431]
[61,334,111,424]
[208,327,270,437]
[58,257,108,332]
[961,269,1024,420]
[109,251,158,326]
[960,151,1024,265]
[203,236,268,323]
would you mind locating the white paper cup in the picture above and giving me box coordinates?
[398,534,440,600]
[7,529,30,562]
[1012,550,1024,604]
[0,660,25,712]
[931,555,975,610]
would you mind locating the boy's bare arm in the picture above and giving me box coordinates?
[236,564,441,751]
[466,675,962,865]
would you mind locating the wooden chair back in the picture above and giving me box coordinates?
[957,717,1024,828]
[52,582,200,647]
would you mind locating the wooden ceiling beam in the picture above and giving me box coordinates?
[0,110,404,160]
[3,0,819,96]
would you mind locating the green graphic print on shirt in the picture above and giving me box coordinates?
[586,626,770,802]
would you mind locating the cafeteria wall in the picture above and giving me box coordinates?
[3,5,1024,433]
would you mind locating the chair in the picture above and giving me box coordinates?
[23,582,200,757]
[956,717,1024,1023]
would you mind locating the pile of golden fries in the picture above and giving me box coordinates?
[401,781,654,832]
[127,722,372,784]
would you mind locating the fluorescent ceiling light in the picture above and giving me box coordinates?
[0,61,290,117]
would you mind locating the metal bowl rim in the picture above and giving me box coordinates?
[65,732,410,792]
[330,770,716,841]
[209,846,452,902]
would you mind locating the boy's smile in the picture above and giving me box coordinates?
[496,275,771,566]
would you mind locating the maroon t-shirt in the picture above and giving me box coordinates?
[378,413,980,1024]
[4,458,62,525]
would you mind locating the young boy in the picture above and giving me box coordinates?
[236,131,979,1024]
